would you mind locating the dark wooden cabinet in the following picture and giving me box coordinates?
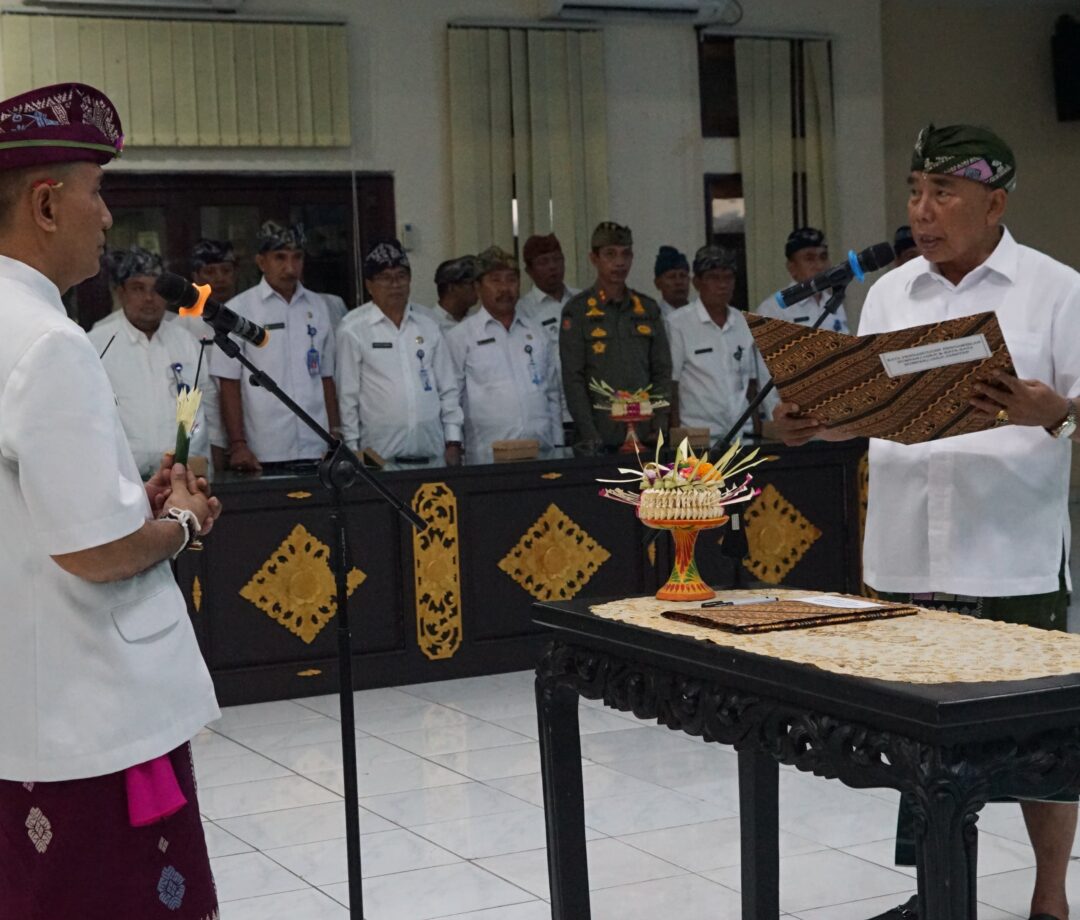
[176,440,866,705]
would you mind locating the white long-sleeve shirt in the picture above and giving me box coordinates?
[445,307,562,462]
[88,313,217,478]
[859,228,1080,597]
[335,302,463,459]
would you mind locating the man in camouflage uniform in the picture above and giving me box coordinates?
[559,222,672,452]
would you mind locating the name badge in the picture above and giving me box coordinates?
[372,342,393,349]
[476,337,496,345]
[694,347,714,355]
[265,322,286,330]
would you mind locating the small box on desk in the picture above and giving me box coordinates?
[492,439,540,462]
[668,427,710,450]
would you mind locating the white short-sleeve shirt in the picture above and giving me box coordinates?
[445,307,562,462]
[668,299,777,439]
[859,229,1080,597]
[334,302,463,459]
[209,278,336,463]
[0,256,219,781]
[88,314,214,477]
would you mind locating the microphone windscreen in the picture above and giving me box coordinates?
[154,272,198,308]
[859,242,896,273]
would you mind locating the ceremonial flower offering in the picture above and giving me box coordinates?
[589,378,669,420]
[173,387,202,466]
[599,434,772,600]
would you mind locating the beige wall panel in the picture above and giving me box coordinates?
[273,25,299,146]
[122,21,153,148]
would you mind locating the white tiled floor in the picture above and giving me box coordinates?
[199,669,1065,919]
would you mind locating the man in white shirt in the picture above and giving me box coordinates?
[755,227,850,334]
[191,236,237,303]
[336,239,463,463]
[431,255,478,333]
[89,246,217,478]
[446,246,561,462]
[772,123,1080,920]
[519,234,580,435]
[519,233,580,332]
[0,81,221,919]
[210,220,340,470]
[653,245,691,319]
[668,245,777,441]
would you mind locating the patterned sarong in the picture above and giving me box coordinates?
[0,744,218,920]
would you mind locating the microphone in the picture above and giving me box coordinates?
[154,273,269,348]
[774,242,895,308]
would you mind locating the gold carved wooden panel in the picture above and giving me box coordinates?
[499,503,611,601]
[412,483,462,661]
[239,524,366,644]
[742,484,822,585]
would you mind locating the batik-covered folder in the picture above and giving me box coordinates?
[747,311,1016,444]
[661,597,918,634]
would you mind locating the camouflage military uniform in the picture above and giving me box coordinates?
[559,285,673,449]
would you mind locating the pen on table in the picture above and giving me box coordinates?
[701,596,779,608]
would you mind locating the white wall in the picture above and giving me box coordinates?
[4,0,886,311]
[881,0,1080,272]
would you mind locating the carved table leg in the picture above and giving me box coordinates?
[738,747,780,920]
[911,774,982,920]
[536,667,590,920]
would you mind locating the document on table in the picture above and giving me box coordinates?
[746,311,1016,445]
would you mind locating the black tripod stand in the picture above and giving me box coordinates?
[211,330,425,920]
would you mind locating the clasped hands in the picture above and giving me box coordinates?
[146,454,223,537]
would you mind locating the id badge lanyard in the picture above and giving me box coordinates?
[170,362,190,394]
[416,348,433,391]
[306,323,321,377]
[524,344,542,387]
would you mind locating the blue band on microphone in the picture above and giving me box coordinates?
[774,291,785,308]
[847,249,865,283]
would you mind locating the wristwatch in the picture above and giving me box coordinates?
[1047,400,1078,440]
[160,506,201,558]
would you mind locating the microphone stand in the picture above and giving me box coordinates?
[211,329,425,920]
[646,282,851,585]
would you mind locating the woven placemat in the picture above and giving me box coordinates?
[589,591,1080,684]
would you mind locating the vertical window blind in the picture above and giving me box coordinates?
[0,12,351,148]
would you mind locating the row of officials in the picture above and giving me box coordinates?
[90,218,920,475]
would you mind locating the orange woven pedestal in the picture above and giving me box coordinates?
[640,516,728,601]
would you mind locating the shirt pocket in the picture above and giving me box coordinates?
[466,342,505,388]
[111,586,181,643]
[1001,330,1047,381]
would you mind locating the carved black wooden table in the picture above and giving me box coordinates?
[532,598,1080,920]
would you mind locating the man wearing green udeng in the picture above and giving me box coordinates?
[773,122,1080,920]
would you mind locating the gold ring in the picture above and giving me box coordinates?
[995,408,1009,425]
